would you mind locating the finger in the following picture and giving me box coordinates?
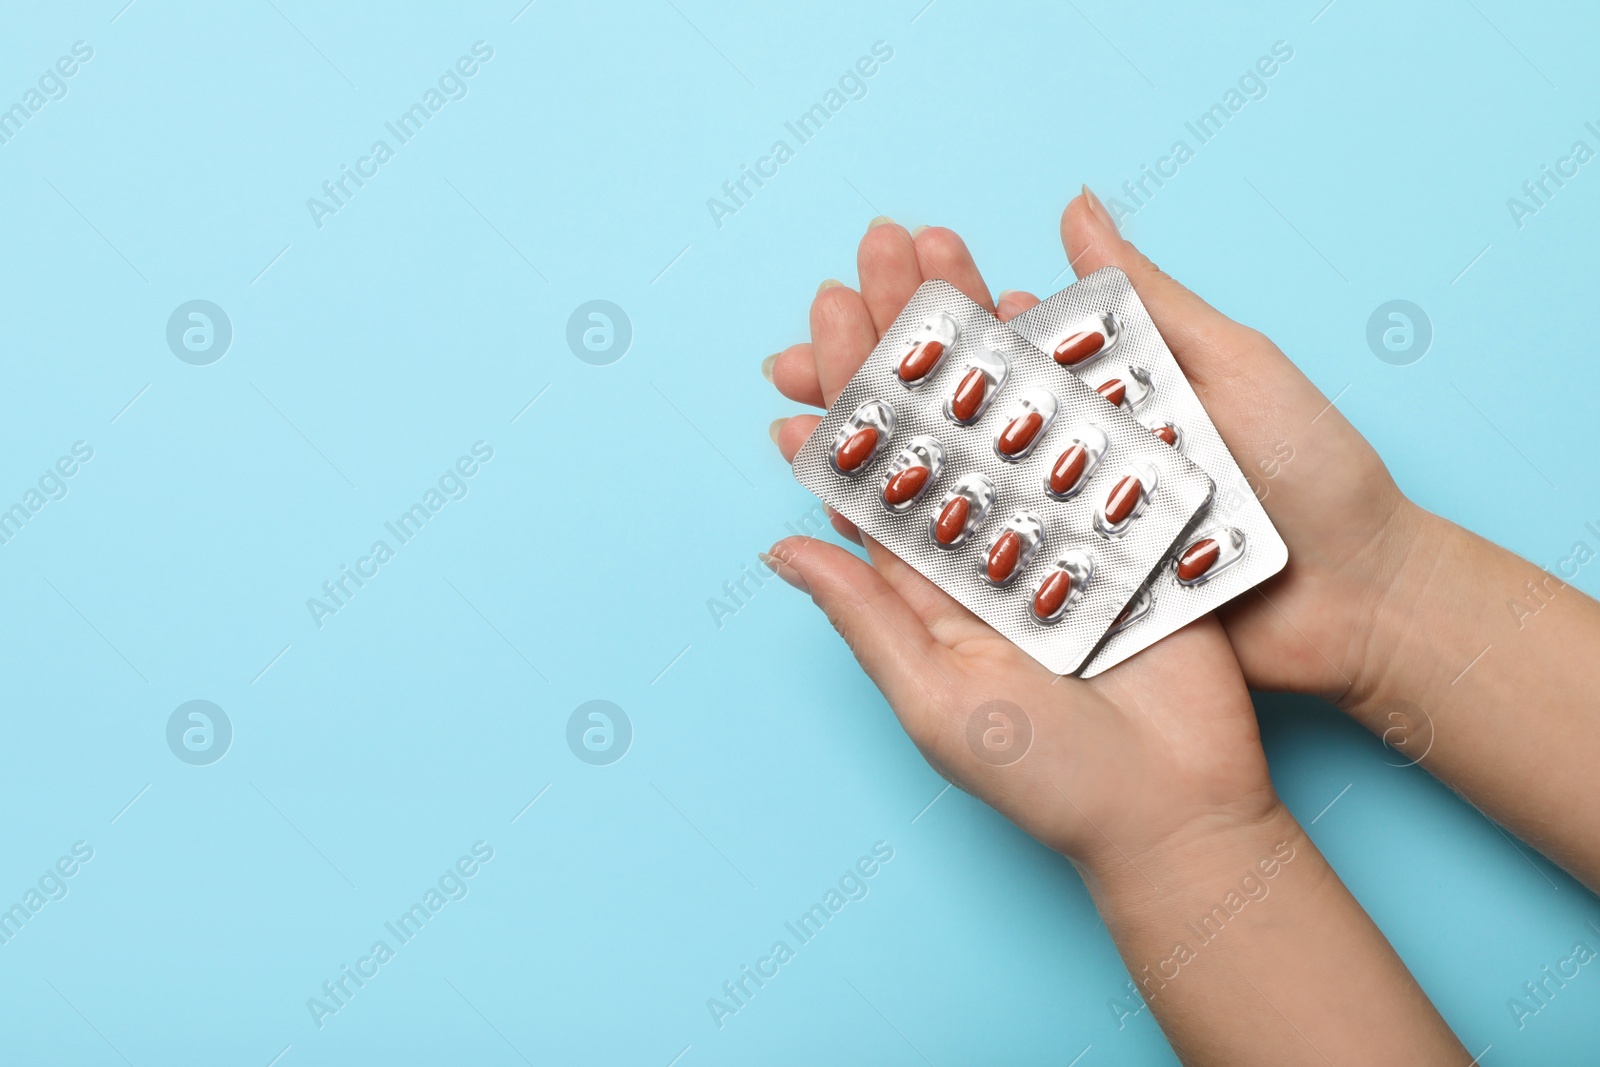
[1061,189,1259,385]
[995,289,1041,323]
[911,227,995,312]
[858,218,923,336]
[765,536,950,713]
[811,281,879,406]
[773,413,819,463]
[859,535,998,648]
[770,342,823,407]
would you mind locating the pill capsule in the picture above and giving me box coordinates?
[1097,379,1126,407]
[934,496,971,545]
[950,368,988,423]
[1053,330,1106,366]
[992,390,1057,462]
[883,465,931,506]
[879,436,943,511]
[998,411,1043,456]
[1177,538,1220,582]
[898,340,945,384]
[987,530,1021,584]
[1152,423,1179,447]
[835,426,879,472]
[1031,550,1092,623]
[1049,444,1089,496]
[1033,570,1071,620]
[1104,475,1143,526]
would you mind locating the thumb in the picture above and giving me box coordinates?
[764,536,950,715]
[1062,188,1258,385]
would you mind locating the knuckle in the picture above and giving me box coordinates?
[1235,323,1274,352]
[1138,257,1181,290]
[823,601,868,657]
[810,285,858,330]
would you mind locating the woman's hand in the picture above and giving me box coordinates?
[1011,192,1600,892]
[1022,191,1430,712]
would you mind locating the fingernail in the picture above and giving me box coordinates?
[768,417,785,445]
[1081,184,1118,234]
[817,278,842,294]
[910,225,929,238]
[761,353,778,382]
[868,215,895,231]
[997,289,1018,301]
[760,550,810,595]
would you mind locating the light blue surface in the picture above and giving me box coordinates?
[1,1,1597,1063]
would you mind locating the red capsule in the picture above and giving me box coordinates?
[950,368,987,422]
[1152,424,1178,447]
[987,530,1021,583]
[997,411,1043,456]
[898,340,944,383]
[1049,443,1089,495]
[883,465,930,506]
[1177,538,1221,582]
[835,426,879,472]
[1104,475,1143,526]
[934,496,970,545]
[1052,330,1105,366]
[1033,570,1072,619]
[1096,379,1126,407]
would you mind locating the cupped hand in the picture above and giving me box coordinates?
[1000,192,1431,712]
[764,216,1280,873]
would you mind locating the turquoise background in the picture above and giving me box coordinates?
[1,0,1597,1063]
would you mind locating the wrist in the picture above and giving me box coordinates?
[1077,798,1306,915]
[1336,501,1459,719]
[1340,505,1491,733]
[1078,800,1319,1009]
[1076,794,1467,1063]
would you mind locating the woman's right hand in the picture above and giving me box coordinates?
[1028,190,1434,714]
[1012,190,1600,893]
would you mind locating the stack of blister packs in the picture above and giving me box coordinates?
[791,270,1287,676]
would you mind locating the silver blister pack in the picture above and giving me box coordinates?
[1006,268,1289,677]
[791,280,1216,677]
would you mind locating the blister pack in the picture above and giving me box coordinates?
[1005,267,1289,677]
[791,280,1216,676]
